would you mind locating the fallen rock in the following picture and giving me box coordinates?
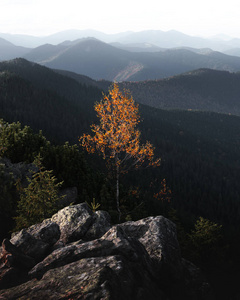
[1,239,35,270]
[2,157,38,187]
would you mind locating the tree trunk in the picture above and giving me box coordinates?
[116,160,121,221]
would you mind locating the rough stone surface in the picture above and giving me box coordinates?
[2,158,38,187]
[0,256,168,300]
[85,210,112,240]
[28,225,148,280]
[26,219,61,245]
[0,205,215,299]
[118,216,182,281]
[10,220,60,261]
[51,203,94,243]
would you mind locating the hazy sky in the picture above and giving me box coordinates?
[1,0,239,38]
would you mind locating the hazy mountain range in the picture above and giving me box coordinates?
[1,29,240,51]
[0,37,30,60]
[25,38,240,81]
[1,29,240,81]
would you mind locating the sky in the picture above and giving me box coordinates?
[1,0,240,38]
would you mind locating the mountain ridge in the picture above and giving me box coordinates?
[1,33,240,82]
[23,39,240,81]
[119,68,240,115]
[0,37,30,60]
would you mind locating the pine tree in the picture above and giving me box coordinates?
[15,155,64,230]
[187,217,223,265]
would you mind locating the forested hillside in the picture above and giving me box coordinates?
[0,58,240,235]
[120,68,240,115]
[139,106,240,230]
[0,58,102,143]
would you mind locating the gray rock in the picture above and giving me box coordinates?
[0,206,214,299]
[1,239,35,270]
[10,230,49,262]
[28,225,147,279]
[85,210,111,240]
[10,220,60,261]
[0,256,167,300]
[51,203,93,243]
[26,219,60,245]
[118,216,182,280]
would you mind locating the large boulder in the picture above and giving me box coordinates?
[51,203,93,243]
[0,219,61,289]
[26,219,61,245]
[51,203,111,244]
[10,219,60,261]
[118,216,182,281]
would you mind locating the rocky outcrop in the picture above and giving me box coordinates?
[0,203,214,299]
[1,157,38,187]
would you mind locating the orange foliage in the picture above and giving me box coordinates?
[80,83,160,172]
[153,179,172,203]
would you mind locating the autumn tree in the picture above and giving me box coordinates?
[79,83,160,220]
